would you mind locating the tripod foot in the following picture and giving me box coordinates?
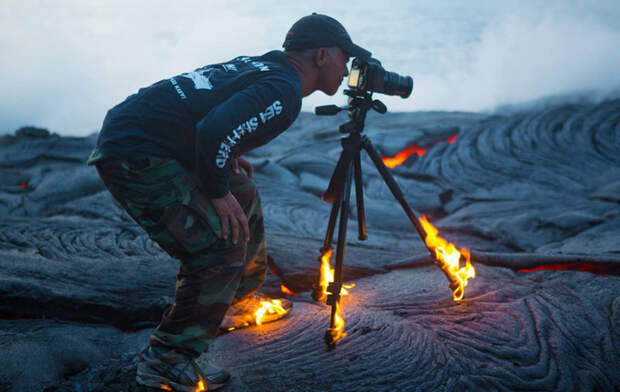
[324,329,337,349]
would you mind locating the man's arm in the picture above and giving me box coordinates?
[194,79,301,243]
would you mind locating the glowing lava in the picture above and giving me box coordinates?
[319,249,355,344]
[382,134,458,168]
[518,263,613,275]
[382,144,428,168]
[280,284,298,296]
[420,216,476,301]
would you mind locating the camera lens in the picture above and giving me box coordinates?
[382,71,413,98]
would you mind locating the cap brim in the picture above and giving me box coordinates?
[343,42,371,60]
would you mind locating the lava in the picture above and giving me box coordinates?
[280,284,298,296]
[518,262,614,276]
[382,133,458,168]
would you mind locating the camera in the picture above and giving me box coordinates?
[347,58,413,98]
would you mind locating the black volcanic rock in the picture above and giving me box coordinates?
[0,100,619,391]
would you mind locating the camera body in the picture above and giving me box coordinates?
[347,58,413,98]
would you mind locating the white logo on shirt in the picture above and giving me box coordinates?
[215,100,283,168]
[181,69,214,90]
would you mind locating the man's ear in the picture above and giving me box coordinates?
[314,48,329,68]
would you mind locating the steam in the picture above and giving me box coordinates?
[1,1,619,135]
[409,12,620,112]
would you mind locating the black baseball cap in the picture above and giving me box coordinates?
[283,13,371,60]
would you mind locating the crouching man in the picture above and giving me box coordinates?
[87,13,370,391]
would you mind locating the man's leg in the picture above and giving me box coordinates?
[95,157,256,363]
[228,173,268,304]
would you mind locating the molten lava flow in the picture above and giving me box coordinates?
[518,263,613,276]
[319,249,355,344]
[382,133,459,168]
[280,284,298,296]
[254,299,287,326]
[419,216,475,301]
[382,144,428,168]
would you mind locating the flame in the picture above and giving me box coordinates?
[319,249,334,296]
[319,249,355,344]
[164,378,206,391]
[419,216,475,301]
[195,379,206,391]
[382,134,459,168]
[254,299,287,326]
[326,302,347,342]
[318,249,355,297]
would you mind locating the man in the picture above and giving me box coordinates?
[87,13,370,391]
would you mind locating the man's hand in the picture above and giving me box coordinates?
[232,157,254,179]
[210,192,249,245]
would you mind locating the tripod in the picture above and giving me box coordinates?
[312,89,460,347]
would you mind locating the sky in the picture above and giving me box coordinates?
[2,0,620,136]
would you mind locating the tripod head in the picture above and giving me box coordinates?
[315,89,387,134]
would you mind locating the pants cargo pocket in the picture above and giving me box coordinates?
[156,186,221,259]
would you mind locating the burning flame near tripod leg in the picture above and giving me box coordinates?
[420,216,476,301]
[319,249,355,344]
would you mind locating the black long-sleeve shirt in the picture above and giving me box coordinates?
[87,50,302,198]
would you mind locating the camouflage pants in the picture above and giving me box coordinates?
[94,156,266,363]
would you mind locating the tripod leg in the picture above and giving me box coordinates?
[322,198,341,253]
[362,138,428,242]
[354,151,367,241]
[312,198,341,302]
[329,164,354,329]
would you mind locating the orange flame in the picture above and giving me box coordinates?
[419,216,475,301]
[326,302,347,342]
[254,299,287,326]
[318,249,355,297]
[160,385,172,391]
[319,249,355,344]
[195,379,206,391]
[382,134,459,168]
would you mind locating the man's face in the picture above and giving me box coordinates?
[319,47,350,96]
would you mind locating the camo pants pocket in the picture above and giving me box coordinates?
[154,186,222,260]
